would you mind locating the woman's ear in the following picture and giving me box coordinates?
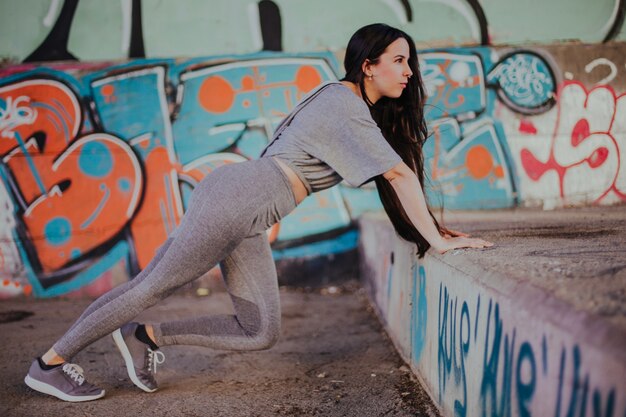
[361,59,372,78]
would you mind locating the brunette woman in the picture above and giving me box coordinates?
[25,23,492,402]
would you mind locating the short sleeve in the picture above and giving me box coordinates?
[299,87,402,187]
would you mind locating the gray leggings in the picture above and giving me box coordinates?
[53,157,297,359]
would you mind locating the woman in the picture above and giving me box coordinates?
[24,23,492,402]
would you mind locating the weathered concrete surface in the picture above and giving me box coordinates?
[359,205,626,417]
[441,205,626,329]
[0,285,440,417]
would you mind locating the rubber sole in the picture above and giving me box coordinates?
[24,375,105,402]
[112,328,157,393]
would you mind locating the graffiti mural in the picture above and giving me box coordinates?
[495,48,626,209]
[420,49,557,209]
[519,81,626,206]
[2,42,626,297]
[0,53,385,297]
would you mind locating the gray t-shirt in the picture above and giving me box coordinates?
[261,82,402,194]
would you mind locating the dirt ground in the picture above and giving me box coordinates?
[0,282,440,417]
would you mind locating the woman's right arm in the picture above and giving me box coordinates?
[383,162,493,254]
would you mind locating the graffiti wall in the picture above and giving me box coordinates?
[359,216,626,417]
[0,53,384,297]
[1,1,625,297]
[2,43,626,297]
[421,43,626,210]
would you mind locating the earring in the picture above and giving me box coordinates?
[368,75,373,81]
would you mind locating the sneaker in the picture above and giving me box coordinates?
[24,359,105,402]
[112,322,165,393]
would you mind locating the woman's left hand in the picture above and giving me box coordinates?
[432,235,494,254]
[442,228,471,238]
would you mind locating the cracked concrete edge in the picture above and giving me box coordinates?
[358,212,626,417]
[428,247,626,363]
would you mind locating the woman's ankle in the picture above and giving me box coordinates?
[135,324,159,350]
[145,324,157,344]
[41,349,65,365]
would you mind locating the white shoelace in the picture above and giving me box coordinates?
[62,363,85,385]
[147,348,165,374]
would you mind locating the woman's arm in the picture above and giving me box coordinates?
[383,162,493,254]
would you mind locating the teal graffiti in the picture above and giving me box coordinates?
[420,49,558,210]
[410,264,428,363]
[555,345,618,417]
[486,52,556,113]
[593,389,616,417]
[516,342,536,417]
[480,301,515,417]
[437,284,464,408]
[438,283,451,400]
[455,301,470,417]
[433,286,623,416]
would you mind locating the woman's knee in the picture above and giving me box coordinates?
[246,316,281,350]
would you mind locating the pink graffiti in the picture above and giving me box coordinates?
[520,81,625,204]
[518,119,538,135]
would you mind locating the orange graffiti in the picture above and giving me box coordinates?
[295,65,323,93]
[130,145,181,269]
[100,84,116,103]
[241,75,255,91]
[23,134,141,271]
[465,145,493,179]
[198,75,235,113]
[1,80,81,203]
[101,84,114,96]
[0,80,80,156]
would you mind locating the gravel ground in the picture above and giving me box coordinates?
[0,282,440,417]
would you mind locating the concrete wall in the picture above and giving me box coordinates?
[1,1,625,297]
[359,214,626,417]
[1,0,626,62]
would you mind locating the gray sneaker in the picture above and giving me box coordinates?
[24,360,105,402]
[112,322,165,393]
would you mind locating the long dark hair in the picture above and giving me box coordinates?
[342,23,451,257]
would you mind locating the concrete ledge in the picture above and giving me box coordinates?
[359,207,626,417]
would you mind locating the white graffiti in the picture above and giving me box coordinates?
[598,0,622,40]
[0,96,37,139]
[43,0,61,27]
[496,79,626,208]
[419,0,481,41]
[380,0,410,25]
[489,55,553,106]
[550,83,624,204]
[120,0,132,54]
[449,61,472,84]
[584,58,617,85]
[0,179,24,285]
[247,2,263,51]
[420,60,445,98]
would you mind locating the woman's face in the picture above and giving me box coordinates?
[363,37,413,103]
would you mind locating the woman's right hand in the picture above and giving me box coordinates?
[432,236,494,254]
